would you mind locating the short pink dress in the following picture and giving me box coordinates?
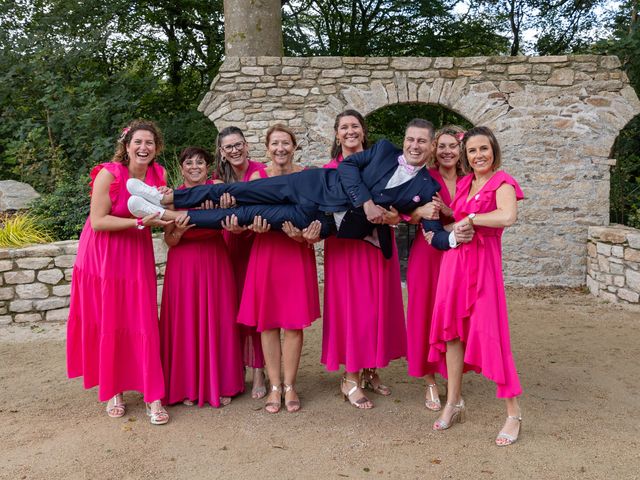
[220,160,266,368]
[159,181,244,408]
[237,169,320,332]
[428,171,524,398]
[67,161,166,402]
[320,155,406,372]
[406,168,459,378]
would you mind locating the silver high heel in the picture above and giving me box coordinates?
[432,399,466,430]
[264,384,282,414]
[145,400,169,425]
[425,383,442,411]
[283,383,301,413]
[495,413,522,446]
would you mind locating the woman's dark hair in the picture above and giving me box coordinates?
[112,119,164,165]
[331,109,369,159]
[460,126,502,173]
[215,126,247,184]
[179,146,213,165]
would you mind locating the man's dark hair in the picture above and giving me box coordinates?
[405,118,435,139]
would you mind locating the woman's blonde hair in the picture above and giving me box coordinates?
[428,124,466,176]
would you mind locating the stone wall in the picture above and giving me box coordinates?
[198,55,640,286]
[587,225,640,305]
[0,238,168,325]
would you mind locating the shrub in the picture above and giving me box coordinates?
[30,172,91,240]
[0,212,54,248]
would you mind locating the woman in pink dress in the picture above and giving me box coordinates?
[428,126,524,446]
[321,110,405,409]
[159,146,244,408]
[237,124,321,413]
[67,120,171,425]
[406,125,466,411]
[214,127,267,399]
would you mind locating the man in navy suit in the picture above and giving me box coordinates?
[128,118,473,257]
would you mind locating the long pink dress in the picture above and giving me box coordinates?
[159,181,244,408]
[67,161,165,402]
[320,155,406,372]
[220,160,266,368]
[237,169,320,332]
[406,168,459,377]
[428,171,524,398]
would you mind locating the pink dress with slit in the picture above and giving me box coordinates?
[159,181,244,407]
[406,168,459,378]
[320,155,406,372]
[428,171,524,398]
[220,160,266,368]
[67,161,166,402]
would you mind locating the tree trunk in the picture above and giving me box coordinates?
[223,0,283,56]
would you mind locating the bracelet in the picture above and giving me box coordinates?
[136,218,145,230]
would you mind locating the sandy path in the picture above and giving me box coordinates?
[1,287,639,480]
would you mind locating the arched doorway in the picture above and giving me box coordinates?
[365,103,472,279]
[609,115,640,229]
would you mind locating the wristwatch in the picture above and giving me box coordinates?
[467,213,476,225]
[136,218,146,230]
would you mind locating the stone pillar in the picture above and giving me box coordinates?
[223,0,283,57]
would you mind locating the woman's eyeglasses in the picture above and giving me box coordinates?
[221,141,245,153]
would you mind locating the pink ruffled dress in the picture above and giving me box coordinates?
[320,155,406,372]
[236,169,320,332]
[428,171,524,398]
[159,181,244,407]
[67,161,166,402]
[406,168,459,377]
[220,160,266,368]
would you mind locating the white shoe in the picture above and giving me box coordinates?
[126,178,164,206]
[128,195,165,218]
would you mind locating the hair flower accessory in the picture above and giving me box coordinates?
[119,127,131,142]
[455,132,465,142]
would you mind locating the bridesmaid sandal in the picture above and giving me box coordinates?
[341,377,373,409]
[264,384,282,414]
[283,384,301,413]
[219,397,232,407]
[425,383,442,411]
[360,368,391,396]
[495,413,522,447]
[251,368,267,399]
[106,394,126,418]
[432,399,466,431]
[145,400,170,425]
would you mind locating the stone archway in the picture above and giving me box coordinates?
[198,55,640,286]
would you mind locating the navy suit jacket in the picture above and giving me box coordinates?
[333,140,451,251]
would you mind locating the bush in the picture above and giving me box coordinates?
[30,173,91,240]
[0,212,54,248]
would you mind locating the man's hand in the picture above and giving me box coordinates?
[363,199,386,224]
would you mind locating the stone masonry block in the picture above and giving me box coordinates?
[16,283,49,299]
[4,271,35,284]
[15,313,42,323]
[46,308,70,322]
[16,257,52,269]
[54,255,76,268]
[37,269,64,284]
